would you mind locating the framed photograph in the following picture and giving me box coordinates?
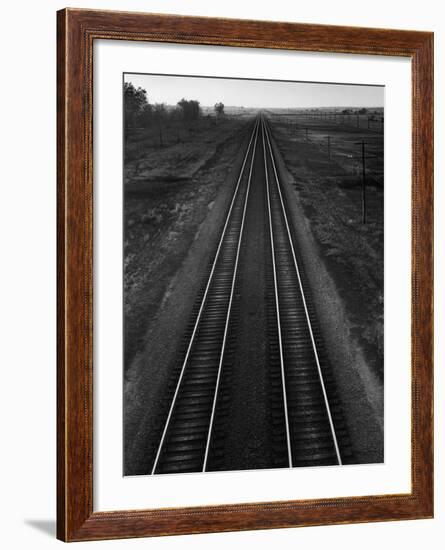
[57,8,433,542]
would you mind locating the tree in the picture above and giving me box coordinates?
[139,103,153,127]
[124,82,148,128]
[153,102,167,118]
[177,98,201,122]
[152,103,167,146]
[214,102,225,119]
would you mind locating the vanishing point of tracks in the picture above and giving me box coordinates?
[151,116,352,475]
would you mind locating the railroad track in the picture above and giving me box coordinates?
[262,117,352,467]
[150,115,352,475]
[150,118,260,474]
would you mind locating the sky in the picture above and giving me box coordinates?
[124,73,384,109]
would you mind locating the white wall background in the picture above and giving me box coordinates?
[0,0,441,548]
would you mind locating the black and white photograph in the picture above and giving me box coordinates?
[123,73,384,476]
[1,0,439,545]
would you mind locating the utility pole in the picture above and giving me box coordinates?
[361,139,366,224]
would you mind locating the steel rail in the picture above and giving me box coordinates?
[263,118,342,466]
[202,120,260,471]
[261,116,293,468]
[151,118,260,475]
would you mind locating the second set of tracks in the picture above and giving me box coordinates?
[150,116,353,475]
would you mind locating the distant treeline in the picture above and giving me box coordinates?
[124,82,225,129]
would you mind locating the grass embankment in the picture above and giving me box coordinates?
[124,116,251,370]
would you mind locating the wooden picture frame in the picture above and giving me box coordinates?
[57,8,433,542]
